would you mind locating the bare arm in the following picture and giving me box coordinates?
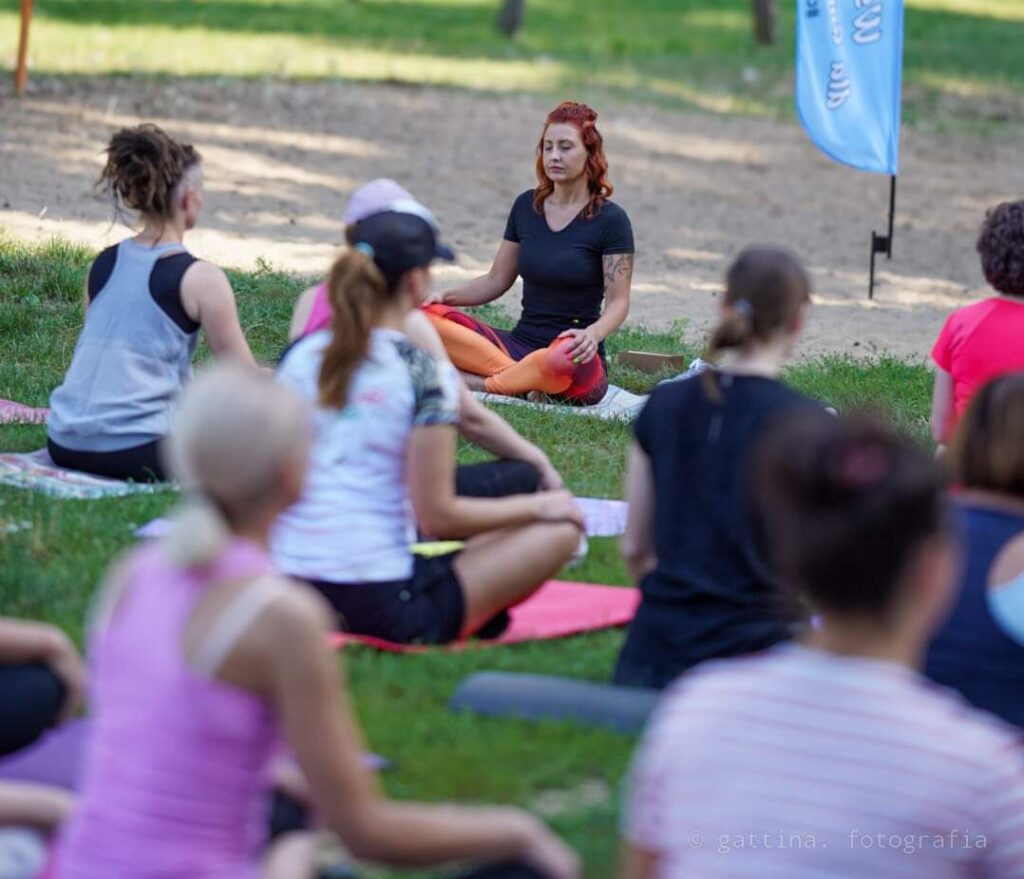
[288,285,319,342]
[561,253,634,363]
[180,261,257,366]
[930,367,954,445]
[408,425,581,537]
[403,310,563,489]
[457,388,563,489]
[0,781,73,830]
[249,589,577,875]
[0,618,72,664]
[617,844,659,879]
[436,240,520,307]
[620,442,657,583]
[0,617,85,721]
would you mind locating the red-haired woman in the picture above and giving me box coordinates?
[423,101,634,405]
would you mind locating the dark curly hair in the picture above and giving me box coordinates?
[977,200,1024,298]
[97,124,201,221]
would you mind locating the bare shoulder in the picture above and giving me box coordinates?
[182,260,233,296]
[990,534,1024,586]
[288,284,321,340]
[257,576,335,640]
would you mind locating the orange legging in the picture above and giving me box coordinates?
[422,304,608,405]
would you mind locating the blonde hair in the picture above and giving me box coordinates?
[162,364,311,568]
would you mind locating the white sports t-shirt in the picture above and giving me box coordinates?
[271,328,459,583]
[625,643,1024,878]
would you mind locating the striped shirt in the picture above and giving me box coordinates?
[624,643,1024,878]
[271,327,459,583]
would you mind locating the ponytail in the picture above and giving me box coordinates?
[700,246,811,402]
[318,248,392,409]
[162,495,231,569]
[161,363,312,572]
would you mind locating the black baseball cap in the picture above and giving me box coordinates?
[350,210,455,284]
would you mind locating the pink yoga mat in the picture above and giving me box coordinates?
[0,399,48,425]
[331,580,640,653]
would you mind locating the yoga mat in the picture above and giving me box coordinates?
[0,449,174,499]
[0,719,390,790]
[575,497,627,538]
[450,672,659,734]
[473,384,647,422]
[0,399,48,425]
[331,580,640,653]
[137,503,628,541]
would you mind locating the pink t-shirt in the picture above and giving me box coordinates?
[301,283,332,338]
[931,297,1024,440]
[625,644,1024,878]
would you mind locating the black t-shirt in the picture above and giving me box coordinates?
[629,373,824,669]
[503,189,634,352]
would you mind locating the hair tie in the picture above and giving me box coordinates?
[354,241,375,259]
[733,299,754,320]
[831,444,891,489]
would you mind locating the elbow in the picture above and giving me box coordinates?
[334,811,391,864]
[416,504,459,539]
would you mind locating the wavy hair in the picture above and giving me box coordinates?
[97,124,201,222]
[533,101,612,220]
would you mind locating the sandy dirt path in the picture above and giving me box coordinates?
[3,77,1021,360]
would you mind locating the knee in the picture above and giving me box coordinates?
[541,338,578,379]
[422,302,452,320]
[547,520,583,562]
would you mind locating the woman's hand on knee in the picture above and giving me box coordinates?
[530,490,585,530]
[40,626,85,722]
[556,328,600,365]
[513,811,581,879]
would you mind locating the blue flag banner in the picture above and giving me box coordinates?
[795,0,905,175]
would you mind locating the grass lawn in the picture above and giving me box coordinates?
[2,0,1023,134]
[0,237,934,876]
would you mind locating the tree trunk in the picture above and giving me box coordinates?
[752,0,777,45]
[496,0,526,37]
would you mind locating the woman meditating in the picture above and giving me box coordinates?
[423,101,634,405]
[272,205,583,644]
[47,124,256,482]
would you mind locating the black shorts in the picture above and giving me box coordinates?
[47,437,167,482]
[309,551,465,645]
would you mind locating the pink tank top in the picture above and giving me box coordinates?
[301,282,332,337]
[51,539,279,879]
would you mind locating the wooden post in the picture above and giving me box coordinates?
[15,0,34,95]
[496,0,525,37]
[752,0,776,45]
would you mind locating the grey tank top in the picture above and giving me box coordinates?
[48,240,200,452]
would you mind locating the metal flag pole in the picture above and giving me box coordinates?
[868,175,897,300]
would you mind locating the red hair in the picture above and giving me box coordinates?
[533,101,613,220]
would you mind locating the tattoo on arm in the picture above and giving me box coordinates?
[603,253,634,291]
